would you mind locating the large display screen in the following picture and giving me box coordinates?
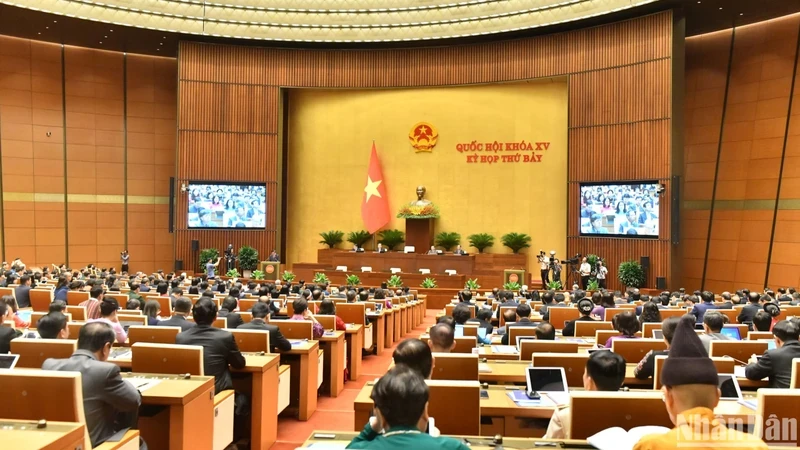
[187,183,267,229]
[579,182,660,237]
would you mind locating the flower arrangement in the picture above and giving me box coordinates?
[397,203,440,219]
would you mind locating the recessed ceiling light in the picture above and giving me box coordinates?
[45,26,49,29]
[110,29,114,32]
[104,35,108,38]
[719,7,723,10]
[739,13,744,16]
[99,41,103,44]
[159,43,163,45]
[53,20,57,23]
[37,32,41,35]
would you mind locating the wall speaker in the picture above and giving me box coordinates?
[191,240,200,252]
[168,177,175,233]
[175,259,183,271]
[640,256,650,270]
[656,277,666,290]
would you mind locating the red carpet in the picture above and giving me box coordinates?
[274,309,436,448]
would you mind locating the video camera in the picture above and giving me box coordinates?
[564,253,582,265]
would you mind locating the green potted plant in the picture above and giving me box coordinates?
[503,281,521,291]
[251,269,265,280]
[281,271,296,283]
[346,274,361,287]
[347,230,372,250]
[586,254,601,276]
[319,230,345,249]
[421,277,437,288]
[226,268,240,278]
[387,274,403,288]
[198,248,220,272]
[237,245,259,278]
[434,231,461,251]
[618,260,645,289]
[377,229,405,251]
[313,272,330,285]
[465,278,480,290]
[501,232,531,254]
[467,233,494,253]
[546,280,562,290]
[586,278,600,291]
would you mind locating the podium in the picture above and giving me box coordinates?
[259,261,280,280]
[406,218,434,252]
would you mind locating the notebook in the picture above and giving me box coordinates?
[587,426,670,450]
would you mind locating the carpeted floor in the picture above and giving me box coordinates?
[271,309,437,449]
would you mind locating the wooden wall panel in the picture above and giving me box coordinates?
[178,11,676,290]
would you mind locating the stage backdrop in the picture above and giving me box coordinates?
[286,80,568,272]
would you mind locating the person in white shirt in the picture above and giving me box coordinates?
[596,260,608,289]
[544,350,626,439]
[579,257,592,290]
[538,251,550,287]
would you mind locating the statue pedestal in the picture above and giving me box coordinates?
[406,218,435,252]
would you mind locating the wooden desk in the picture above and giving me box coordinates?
[319,330,346,397]
[278,340,320,421]
[0,420,86,450]
[331,252,476,275]
[300,430,592,449]
[392,306,402,342]
[354,383,758,437]
[232,353,281,450]
[366,312,385,356]
[384,308,395,348]
[121,372,215,450]
[344,324,364,380]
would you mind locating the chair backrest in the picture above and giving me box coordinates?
[611,338,666,364]
[105,293,128,305]
[117,315,147,328]
[531,353,588,387]
[574,321,613,338]
[31,312,72,328]
[230,329,271,352]
[64,305,86,321]
[653,355,735,390]
[748,331,773,340]
[755,389,800,447]
[462,324,479,337]
[336,302,366,326]
[445,304,475,318]
[777,306,800,321]
[595,330,643,347]
[127,325,181,345]
[151,296,172,316]
[0,286,16,299]
[715,309,738,324]
[11,339,78,368]
[212,317,227,329]
[791,357,800,389]
[521,341,579,360]
[603,307,629,321]
[709,340,768,361]
[116,310,143,317]
[67,322,84,338]
[30,289,53,311]
[641,322,663,338]
[548,307,581,330]
[452,336,477,354]
[239,311,253,324]
[430,353,479,381]
[569,391,672,439]
[239,298,257,312]
[659,308,688,320]
[508,326,538,345]
[271,319,313,339]
[66,291,89,306]
[425,380,480,436]
[131,342,204,375]
[315,315,336,331]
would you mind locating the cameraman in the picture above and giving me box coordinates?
[538,251,550,288]
[596,260,608,289]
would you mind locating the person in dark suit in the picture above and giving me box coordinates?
[737,292,764,325]
[268,250,280,262]
[562,299,596,337]
[501,303,538,345]
[156,297,196,331]
[218,296,244,329]
[42,322,143,448]
[176,298,248,441]
[717,292,734,309]
[745,320,800,388]
[0,302,20,353]
[238,302,291,352]
[494,290,519,319]
[376,243,388,253]
[540,291,566,322]
[690,291,717,324]
[453,245,467,255]
[467,308,494,335]
[14,274,32,308]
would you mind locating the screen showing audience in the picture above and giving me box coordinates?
[579,182,660,237]
[188,183,267,229]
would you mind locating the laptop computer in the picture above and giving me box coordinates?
[454,324,464,338]
[720,326,742,340]
[375,303,383,312]
[526,367,568,393]
[718,374,743,400]
[516,336,537,349]
[652,329,664,339]
[17,310,32,324]
[0,354,20,369]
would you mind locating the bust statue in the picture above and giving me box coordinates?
[412,185,432,206]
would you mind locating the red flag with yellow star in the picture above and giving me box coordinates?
[361,143,390,234]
